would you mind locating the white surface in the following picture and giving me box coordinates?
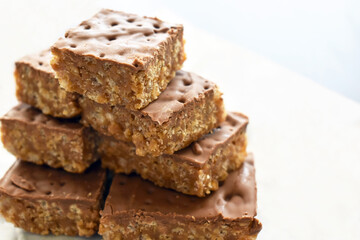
[0,1,360,239]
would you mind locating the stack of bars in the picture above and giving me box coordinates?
[0,9,262,239]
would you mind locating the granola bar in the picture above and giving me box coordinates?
[51,9,185,109]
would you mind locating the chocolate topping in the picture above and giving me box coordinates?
[191,142,203,155]
[0,161,106,203]
[10,175,35,192]
[52,9,183,70]
[1,104,82,132]
[172,112,248,167]
[141,71,218,124]
[103,155,257,219]
[16,49,54,75]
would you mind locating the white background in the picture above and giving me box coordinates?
[0,1,359,239]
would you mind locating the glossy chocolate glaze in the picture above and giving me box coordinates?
[1,103,82,131]
[140,70,218,124]
[103,155,257,219]
[52,9,183,70]
[0,161,106,203]
[16,49,54,75]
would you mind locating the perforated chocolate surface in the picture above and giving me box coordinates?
[52,9,183,70]
[141,70,218,124]
[103,155,257,219]
[174,112,248,166]
[16,49,54,74]
[1,104,82,131]
[0,161,106,202]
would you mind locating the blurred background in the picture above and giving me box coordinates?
[172,0,360,102]
[132,0,360,102]
[0,1,359,240]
